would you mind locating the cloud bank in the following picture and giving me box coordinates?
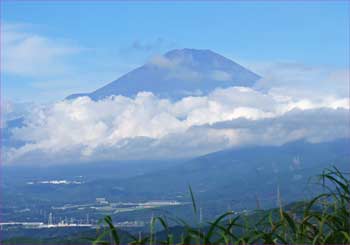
[3,84,349,165]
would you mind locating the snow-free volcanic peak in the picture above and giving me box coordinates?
[66,49,261,101]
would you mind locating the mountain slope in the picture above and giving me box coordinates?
[7,139,348,212]
[67,49,261,100]
[104,138,350,210]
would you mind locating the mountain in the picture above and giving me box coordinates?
[66,49,261,100]
[4,139,349,215]
[105,139,349,208]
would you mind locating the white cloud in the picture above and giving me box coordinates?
[1,23,82,77]
[210,108,349,146]
[3,85,349,164]
[251,61,349,99]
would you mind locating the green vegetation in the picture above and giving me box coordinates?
[1,230,96,245]
[94,166,350,244]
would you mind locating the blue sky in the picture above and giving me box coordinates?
[1,1,349,102]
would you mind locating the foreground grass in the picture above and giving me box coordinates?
[94,166,350,244]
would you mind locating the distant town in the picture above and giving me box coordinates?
[1,196,186,231]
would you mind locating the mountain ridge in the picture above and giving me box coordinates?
[66,48,261,101]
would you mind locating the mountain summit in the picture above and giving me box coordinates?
[67,49,261,100]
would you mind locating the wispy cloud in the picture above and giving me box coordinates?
[242,61,349,98]
[148,54,235,82]
[1,22,128,102]
[119,37,176,57]
[1,23,83,78]
[131,38,167,52]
